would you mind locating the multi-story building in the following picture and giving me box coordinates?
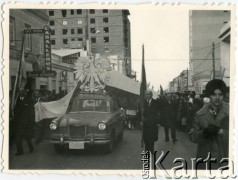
[218,21,230,87]
[10,10,49,91]
[47,9,131,76]
[189,10,230,94]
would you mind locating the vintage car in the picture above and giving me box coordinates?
[49,92,125,153]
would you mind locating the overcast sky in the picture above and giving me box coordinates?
[129,7,189,91]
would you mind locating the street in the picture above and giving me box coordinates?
[9,128,197,170]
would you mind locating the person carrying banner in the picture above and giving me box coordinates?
[142,90,159,153]
[14,88,35,155]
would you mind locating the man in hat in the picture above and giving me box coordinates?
[14,88,35,155]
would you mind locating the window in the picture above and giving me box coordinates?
[51,39,55,45]
[62,10,67,17]
[49,20,54,26]
[62,29,68,35]
[63,20,67,25]
[78,38,83,41]
[49,10,54,16]
[103,17,108,23]
[89,9,95,14]
[91,37,96,43]
[77,28,83,34]
[103,27,109,33]
[103,9,108,13]
[77,20,82,25]
[71,29,75,34]
[71,10,74,15]
[90,28,96,33]
[71,38,75,41]
[90,18,95,24]
[63,39,68,44]
[51,30,55,35]
[104,37,109,43]
[77,9,82,14]
[25,23,31,50]
[91,47,96,53]
[10,16,16,46]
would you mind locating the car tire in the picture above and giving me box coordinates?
[54,144,64,153]
[103,132,115,154]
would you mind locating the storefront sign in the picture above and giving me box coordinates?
[44,25,52,71]
[24,25,52,73]
[24,29,44,34]
[27,70,56,78]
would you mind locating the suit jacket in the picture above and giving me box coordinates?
[191,102,229,167]
[143,98,159,142]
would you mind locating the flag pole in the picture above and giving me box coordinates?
[141,44,146,149]
[11,33,25,116]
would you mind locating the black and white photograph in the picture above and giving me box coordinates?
[1,3,236,178]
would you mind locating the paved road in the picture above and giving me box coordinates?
[9,128,197,170]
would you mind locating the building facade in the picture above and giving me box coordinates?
[47,9,131,76]
[189,10,230,94]
[218,21,230,87]
[9,10,89,94]
[9,9,49,91]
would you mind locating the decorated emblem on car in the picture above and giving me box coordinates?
[75,55,112,92]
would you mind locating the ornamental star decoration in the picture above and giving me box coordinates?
[74,55,112,92]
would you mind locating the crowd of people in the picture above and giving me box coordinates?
[142,79,229,169]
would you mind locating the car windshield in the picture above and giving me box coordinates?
[69,99,111,113]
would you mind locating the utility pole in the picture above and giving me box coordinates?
[212,42,215,79]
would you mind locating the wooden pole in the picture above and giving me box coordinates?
[212,42,215,79]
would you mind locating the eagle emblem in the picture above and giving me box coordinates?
[74,55,112,92]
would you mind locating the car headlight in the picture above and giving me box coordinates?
[50,122,57,130]
[98,122,106,130]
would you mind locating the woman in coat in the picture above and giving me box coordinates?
[191,79,229,169]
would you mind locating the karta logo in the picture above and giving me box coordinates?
[141,151,236,179]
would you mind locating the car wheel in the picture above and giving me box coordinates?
[103,132,115,154]
[54,144,64,153]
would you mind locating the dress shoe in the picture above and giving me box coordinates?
[173,139,178,143]
[15,152,23,156]
[29,146,34,153]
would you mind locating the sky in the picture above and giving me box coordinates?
[128,7,189,91]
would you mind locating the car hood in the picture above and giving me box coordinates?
[58,112,114,127]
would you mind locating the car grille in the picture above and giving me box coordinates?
[69,125,87,138]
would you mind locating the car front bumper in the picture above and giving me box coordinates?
[50,133,111,145]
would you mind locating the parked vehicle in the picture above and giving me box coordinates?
[49,92,125,153]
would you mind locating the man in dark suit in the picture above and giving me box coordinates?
[143,90,159,153]
[14,88,35,155]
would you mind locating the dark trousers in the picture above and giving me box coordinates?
[16,135,33,154]
[164,127,176,140]
[144,141,154,154]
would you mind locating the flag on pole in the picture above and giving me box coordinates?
[19,49,27,89]
[140,44,146,148]
[11,35,26,114]
[160,85,164,95]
